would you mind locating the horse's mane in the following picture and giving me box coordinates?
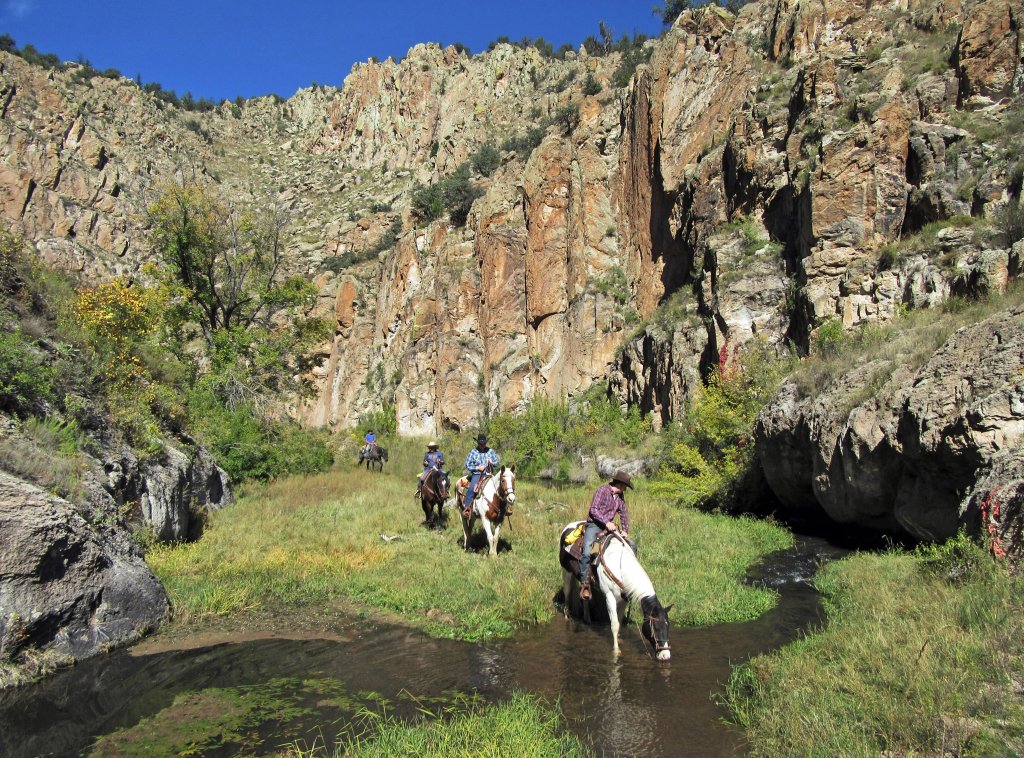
[601,537,655,602]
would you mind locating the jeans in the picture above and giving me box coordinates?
[579,522,602,582]
[466,472,484,506]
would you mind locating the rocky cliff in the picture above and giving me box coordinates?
[0,0,1021,542]
[1,1,1020,435]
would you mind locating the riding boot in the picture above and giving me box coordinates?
[579,568,592,600]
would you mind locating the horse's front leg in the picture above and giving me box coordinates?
[606,589,621,656]
[489,522,501,557]
[462,512,473,551]
[481,518,497,557]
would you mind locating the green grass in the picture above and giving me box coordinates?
[793,280,1024,401]
[290,693,588,757]
[148,441,791,641]
[724,538,1024,756]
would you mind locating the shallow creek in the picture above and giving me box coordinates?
[0,534,849,757]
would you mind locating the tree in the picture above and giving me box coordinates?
[599,21,614,53]
[655,0,691,26]
[148,183,313,345]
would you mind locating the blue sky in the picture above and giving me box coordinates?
[1,1,666,101]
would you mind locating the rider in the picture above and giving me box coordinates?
[462,434,499,518]
[416,440,446,497]
[578,470,633,601]
[362,429,377,458]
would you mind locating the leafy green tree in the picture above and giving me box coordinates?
[148,183,317,345]
[470,142,501,177]
[654,340,790,509]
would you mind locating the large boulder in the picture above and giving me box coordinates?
[0,472,168,665]
[756,305,1024,540]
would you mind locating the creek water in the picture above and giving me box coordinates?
[0,534,848,757]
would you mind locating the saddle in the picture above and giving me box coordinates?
[456,473,491,509]
[564,527,608,561]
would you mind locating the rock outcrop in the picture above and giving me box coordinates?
[756,305,1024,541]
[0,472,168,665]
[0,0,1022,540]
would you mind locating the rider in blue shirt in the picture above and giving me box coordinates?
[417,440,445,496]
[363,430,376,457]
[463,434,499,517]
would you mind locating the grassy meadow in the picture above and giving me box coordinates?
[148,437,791,641]
[725,537,1024,756]
[286,693,588,758]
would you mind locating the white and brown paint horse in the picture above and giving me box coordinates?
[461,465,516,556]
[559,521,672,660]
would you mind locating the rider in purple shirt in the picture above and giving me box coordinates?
[579,471,633,600]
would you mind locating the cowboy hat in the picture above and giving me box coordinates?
[476,434,488,444]
[427,440,439,448]
[611,470,634,489]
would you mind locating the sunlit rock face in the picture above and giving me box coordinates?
[0,0,1020,448]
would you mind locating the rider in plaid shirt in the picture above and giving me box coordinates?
[579,471,633,600]
[463,434,499,516]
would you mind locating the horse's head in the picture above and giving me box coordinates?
[436,470,450,499]
[498,465,516,507]
[641,598,672,661]
[380,447,389,461]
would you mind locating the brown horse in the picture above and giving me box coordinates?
[420,468,451,529]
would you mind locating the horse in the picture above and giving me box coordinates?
[558,521,672,660]
[420,467,450,529]
[460,465,516,557]
[358,444,388,472]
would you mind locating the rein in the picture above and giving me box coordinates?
[596,532,631,596]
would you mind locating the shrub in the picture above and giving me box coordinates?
[582,73,602,96]
[592,266,630,304]
[0,330,54,415]
[996,201,1024,247]
[187,388,332,482]
[485,389,650,478]
[411,163,481,225]
[470,142,501,177]
[654,340,789,509]
[811,318,845,357]
[555,103,580,135]
[612,46,653,88]
[358,401,397,438]
[501,126,547,155]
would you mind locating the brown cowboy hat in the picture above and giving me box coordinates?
[611,470,634,489]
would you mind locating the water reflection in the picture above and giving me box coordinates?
[0,535,847,757]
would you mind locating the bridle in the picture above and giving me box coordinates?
[424,468,449,500]
[642,613,671,656]
[496,470,516,514]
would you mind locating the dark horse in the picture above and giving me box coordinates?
[420,468,451,529]
[358,444,388,472]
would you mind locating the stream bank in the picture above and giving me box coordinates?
[0,534,847,757]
